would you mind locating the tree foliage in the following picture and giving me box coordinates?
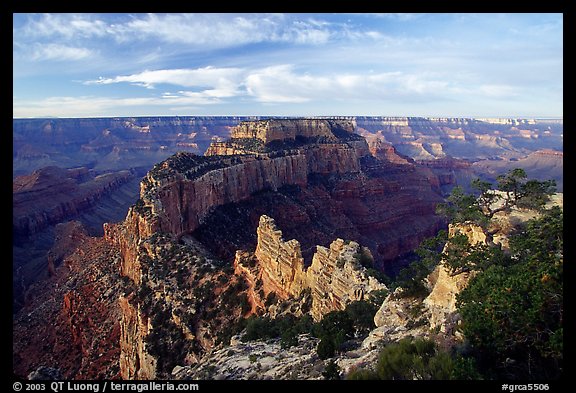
[437,168,556,227]
[394,230,447,298]
[346,338,465,380]
[322,359,341,380]
[436,185,487,226]
[397,169,557,295]
[240,300,378,358]
[457,207,563,379]
[394,170,562,380]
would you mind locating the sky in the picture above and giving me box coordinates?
[13,13,563,118]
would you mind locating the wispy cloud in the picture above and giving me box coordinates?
[478,84,519,98]
[245,65,457,103]
[15,13,385,55]
[12,93,228,118]
[81,65,462,106]
[19,13,110,39]
[29,43,94,61]
[85,67,244,89]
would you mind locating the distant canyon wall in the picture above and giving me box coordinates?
[14,116,563,178]
[13,166,135,241]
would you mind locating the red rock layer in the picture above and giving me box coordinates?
[13,166,134,240]
[13,222,123,379]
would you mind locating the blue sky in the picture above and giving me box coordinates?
[13,13,563,118]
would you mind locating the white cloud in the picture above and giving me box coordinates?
[15,13,378,52]
[244,65,454,103]
[20,14,110,39]
[12,92,227,118]
[85,67,245,91]
[80,65,461,108]
[30,43,93,61]
[351,13,424,21]
[245,65,325,103]
[119,13,338,47]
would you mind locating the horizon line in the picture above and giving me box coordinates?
[12,115,564,121]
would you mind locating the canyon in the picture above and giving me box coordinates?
[13,116,562,179]
[13,166,141,312]
[12,116,563,380]
[99,118,443,378]
[13,115,562,313]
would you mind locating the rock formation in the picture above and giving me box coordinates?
[245,215,386,321]
[118,295,157,380]
[253,215,308,299]
[106,117,442,311]
[196,121,446,269]
[14,116,562,188]
[109,119,375,264]
[221,118,356,143]
[422,222,485,333]
[13,167,140,313]
[104,118,436,378]
[174,334,324,380]
[471,148,564,192]
[370,221,486,346]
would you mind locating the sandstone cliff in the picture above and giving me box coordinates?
[229,118,356,143]
[370,222,486,347]
[110,119,372,275]
[192,123,445,268]
[118,295,157,379]
[422,222,485,334]
[240,215,387,321]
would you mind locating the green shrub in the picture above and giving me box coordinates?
[317,337,336,360]
[322,359,341,380]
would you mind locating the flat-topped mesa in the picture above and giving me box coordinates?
[230,118,357,144]
[205,118,368,158]
[250,215,387,321]
[127,119,370,238]
[107,120,375,286]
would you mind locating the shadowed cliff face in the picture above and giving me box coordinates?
[13,166,135,241]
[193,160,445,269]
[13,221,123,380]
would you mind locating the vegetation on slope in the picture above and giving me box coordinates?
[349,169,562,380]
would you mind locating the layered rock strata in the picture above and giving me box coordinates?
[246,215,386,321]
[12,221,123,379]
[13,166,134,240]
[228,118,356,143]
[422,223,485,333]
